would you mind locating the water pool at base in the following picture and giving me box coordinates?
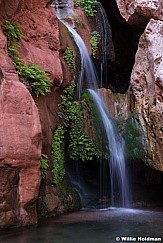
[1,208,163,243]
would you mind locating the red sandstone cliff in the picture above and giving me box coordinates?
[0,0,90,228]
[0,0,65,228]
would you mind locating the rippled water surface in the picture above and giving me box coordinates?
[1,208,163,243]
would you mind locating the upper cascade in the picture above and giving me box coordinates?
[51,0,74,20]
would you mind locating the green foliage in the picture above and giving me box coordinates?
[2,20,51,97]
[90,31,101,58]
[74,0,81,7]
[74,0,97,17]
[63,47,74,72]
[41,154,48,179]
[19,64,51,97]
[52,125,65,185]
[59,81,102,161]
[3,20,22,44]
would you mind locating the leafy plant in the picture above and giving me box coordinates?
[19,64,51,97]
[41,154,48,179]
[74,0,81,7]
[2,20,51,97]
[63,47,74,72]
[51,125,65,185]
[59,81,102,161]
[90,31,101,58]
[3,20,22,44]
[75,0,97,17]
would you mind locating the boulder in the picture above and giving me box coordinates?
[115,0,163,26]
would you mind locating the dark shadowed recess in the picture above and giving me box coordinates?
[99,0,146,93]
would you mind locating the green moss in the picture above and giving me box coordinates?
[59,180,80,212]
[2,20,51,96]
[124,113,149,160]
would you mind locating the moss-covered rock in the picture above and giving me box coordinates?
[124,113,150,162]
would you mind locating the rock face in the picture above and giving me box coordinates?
[0,0,66,228]
[0,28,42,227]
[115,0,163,25]
[0,0,50,19]
[130,19,163,170]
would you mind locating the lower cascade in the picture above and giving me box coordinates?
[52,2,130,208]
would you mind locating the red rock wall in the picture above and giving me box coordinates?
[0,0,80,228]
[0,26,42,227]
[0,0,66,228]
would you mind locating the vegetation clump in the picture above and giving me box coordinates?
[51,81,102,186]
[58,81,102,161]
[2,20,51,96]
[63,47,74,72]
[74,0,97,17]
[41,154,49,179]
[51,125,65,185]
[90,31,101,58]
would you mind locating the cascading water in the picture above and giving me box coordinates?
[52,1,129,208]
[87,89,129,207]
[64,25,98,98]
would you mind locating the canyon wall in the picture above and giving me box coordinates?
[0,0,66,228]
[0,0,92,228]
[0,27,42,227]
[115,0,163,170]
[130,19,163,170]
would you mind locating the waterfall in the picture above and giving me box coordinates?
[52,2,129,208]
[64,25,98,98]
[51,0,74,19]
[87,89,129,207]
